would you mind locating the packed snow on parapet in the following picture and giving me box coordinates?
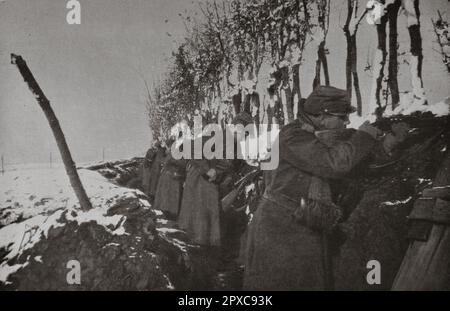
[349,96,450,129]
[386,95,450,117]
[0,165,192,290]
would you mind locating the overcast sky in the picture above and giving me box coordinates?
[0,0,449,166]
[0,0,192,165]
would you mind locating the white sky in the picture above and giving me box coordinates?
[0,0,192,165]
[0,0,449,166]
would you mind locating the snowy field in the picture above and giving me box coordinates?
[1,159,133,173]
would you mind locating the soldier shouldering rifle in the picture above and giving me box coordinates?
[221,112,409,214]
[242,86,410,291]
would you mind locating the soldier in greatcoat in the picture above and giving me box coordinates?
[243,86,383,290]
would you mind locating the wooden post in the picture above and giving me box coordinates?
[11,54,93,211]
[102,148,105,162]
[1,155,4,175]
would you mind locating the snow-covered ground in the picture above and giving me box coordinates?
[0,166,150,284]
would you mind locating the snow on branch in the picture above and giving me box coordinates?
[366,0,396,25]
[402,0,419,28]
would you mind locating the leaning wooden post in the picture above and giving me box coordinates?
[11,54,93,211]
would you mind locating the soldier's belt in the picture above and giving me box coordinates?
[262,191,300,212]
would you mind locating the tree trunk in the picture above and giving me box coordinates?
[232,90,242,115]
[252,93,260,130]
[376,19,388,111]
[369,15,388,117]
[313,0,330,89]
[344,0,365,116]
[313,41,330,90]
[351,39,363,116]
[313,53,322,90]
[268,68,283,127]
[388,0,401,110]
[320,43,330,87]
[291,63,302,119]
[280,66,294,124]
[11,54,93,211]
[344,0,353,101]
[405,0,426,105]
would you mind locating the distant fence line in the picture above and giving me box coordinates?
[0,148,112,174]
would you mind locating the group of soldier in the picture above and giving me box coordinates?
[138,86,409,290]
[140,112,254,260]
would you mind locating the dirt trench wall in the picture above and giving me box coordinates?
[0,194,218,291]
[335,114,450,290]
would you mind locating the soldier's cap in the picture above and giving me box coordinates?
[232,112,253,127]
[304,86,356,116]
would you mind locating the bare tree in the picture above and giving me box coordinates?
[388,0,401,109]
[11,54,93,211]
[312,0,331,89]
[229,0,267,123]
[403,0,426,105]
[344,0,368,116]
[290,0,309,118]
[265,0,295,125]
[264,0,310,125]
[199,1,234,88]
[375,13,388,116]
[367,1,389,117]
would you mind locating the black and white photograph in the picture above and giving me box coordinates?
[0,0,449,295]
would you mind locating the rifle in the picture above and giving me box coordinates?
[369,128,446,169]
[221,169,261,213]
